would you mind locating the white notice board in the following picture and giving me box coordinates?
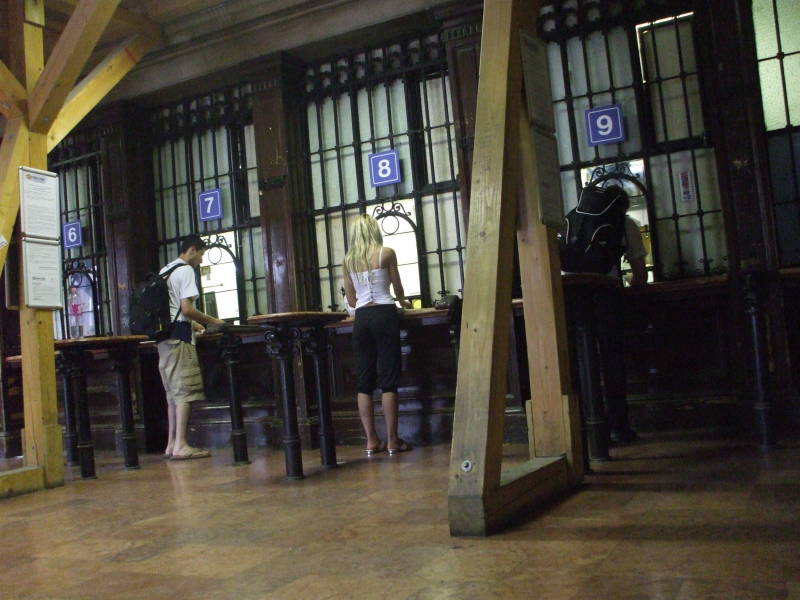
[23,239,63,309]
[19,166,60,240]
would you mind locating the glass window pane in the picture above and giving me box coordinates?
[777,0,800,54]
[753,0,778,59]
[785,53,800,126]
[586,31,610,92]
[566,37,588,96]
[759,60,788,130]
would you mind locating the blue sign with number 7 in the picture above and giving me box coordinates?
[198,188,222,222]
[585,104,626,146]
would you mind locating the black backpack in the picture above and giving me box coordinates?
[129,264,191,340]
[559,185,626,274]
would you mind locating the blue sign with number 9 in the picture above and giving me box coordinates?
[368,150,401,187]
[198,188,222,222]
[585,104,625,146]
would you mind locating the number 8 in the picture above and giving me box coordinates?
[377,158,392,179]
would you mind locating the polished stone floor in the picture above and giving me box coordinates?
[0,431,798,599]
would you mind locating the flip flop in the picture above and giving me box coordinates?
[364,441,386,456]
[162,452,172,459]
[387,440,411,456]
[170,449,211,460]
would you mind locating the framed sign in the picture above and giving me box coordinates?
[585,104,626,146]
[198,188,223,221]
[63,221,83,249]
[368,150,401,187]
[22,239,63,309]
[19,166,60,240]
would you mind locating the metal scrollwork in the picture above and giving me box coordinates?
[297,327,327,357]
[264,325,297,359]
[372,202,416,236]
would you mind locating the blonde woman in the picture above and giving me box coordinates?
[343,214,412,455]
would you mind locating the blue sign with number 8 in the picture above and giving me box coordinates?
[368,150,401,187]
[585,104,625,146]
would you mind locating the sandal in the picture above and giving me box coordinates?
[387,440,411,455]
[364,441,386,456]
[170,448,211,460]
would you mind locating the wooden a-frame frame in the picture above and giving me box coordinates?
[0,0,160,498]
[447,0,583,536]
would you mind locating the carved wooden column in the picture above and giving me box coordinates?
[697,0,790,443]
[97,103,158,335]
[251,53,317,314]
[251,54,319,448]
[436,2,483,229]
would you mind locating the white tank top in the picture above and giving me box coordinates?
[350,247,395,309]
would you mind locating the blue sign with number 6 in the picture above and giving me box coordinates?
[585,104,625,146]
[368,150,401,187]
[63,221,82,249]
[198,188,222,222]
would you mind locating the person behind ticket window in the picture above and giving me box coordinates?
[342,214,412,456]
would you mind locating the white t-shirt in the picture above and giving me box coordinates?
[612,216,647,277]
[159,258,198,342]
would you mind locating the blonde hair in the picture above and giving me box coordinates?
[344,214,383,273]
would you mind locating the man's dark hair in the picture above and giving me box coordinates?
[604,184,630,212]
[179,234,207,255]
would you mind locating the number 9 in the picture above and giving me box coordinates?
[596,114,614,136]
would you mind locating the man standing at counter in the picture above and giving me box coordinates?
[158,234,224,460]
[560,184,647,444]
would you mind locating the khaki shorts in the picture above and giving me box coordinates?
[157,339,205,405]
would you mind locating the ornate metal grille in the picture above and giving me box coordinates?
[540,0,727,280]
[50,130,112,337]
[303,33,465,310]
[754,0,800,265]
[150,83,266,321]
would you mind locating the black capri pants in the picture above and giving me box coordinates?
[353,304,401,395]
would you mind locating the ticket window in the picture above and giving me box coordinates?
[199,232,241,324]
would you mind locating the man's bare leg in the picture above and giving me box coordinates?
[171,402,210,458]
[165,403,176,456]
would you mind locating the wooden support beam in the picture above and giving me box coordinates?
[517,109,584,481]
[46,0,163,42]
[0,118,29,275]
[516,112,580,450]
[0,60,27,118]
[448,0,581,536]
[27,0,120,133]
[0,466,45,499]
[47,34,156,152]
